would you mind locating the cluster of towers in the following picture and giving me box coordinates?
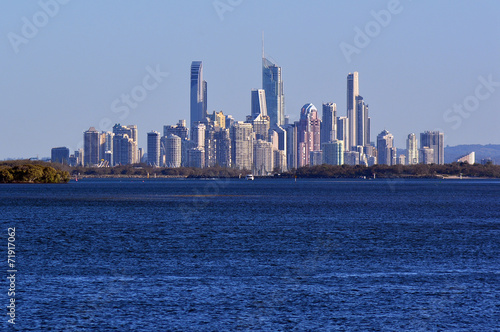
[55,48,444,170]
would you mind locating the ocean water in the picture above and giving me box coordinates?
[1,178,500,331]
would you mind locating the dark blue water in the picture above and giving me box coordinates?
[1,178,500,331]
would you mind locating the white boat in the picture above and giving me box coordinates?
[245,174,254,180]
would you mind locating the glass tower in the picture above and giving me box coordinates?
[190,61,207,130]
[262,57,284,127]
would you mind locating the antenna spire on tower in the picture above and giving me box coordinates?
[262,31,265,59]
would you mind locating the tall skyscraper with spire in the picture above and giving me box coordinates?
[190,61,207,130]
[347,72,359,150]
[262,38,284,127]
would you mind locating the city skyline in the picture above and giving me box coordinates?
[2,1,500,160]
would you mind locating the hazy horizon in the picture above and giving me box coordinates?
[2,0,499,159]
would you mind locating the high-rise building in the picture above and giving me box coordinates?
[75,148,84,167]
[420,146,434,165]
[190,61,207,130]
[251,89,267,118]
[310,151,323,166]
[251,114,270,141]
[420,131,444,165]
[214,128,231,167]
[285,123,297,170]
[211,111,226,128]
[165,134,181,168]
[253,139,274,175]
[164,120,189,140]
[113,134,135,165]
[297,103,321,167]
[262,56,284,127]
[347,72,359,150]
[51,147,70,164]
[321,103,337,144]
[231,122,253,170]
[83,127,100,166]
[355,96,370,147]
[191,123,206,148]
[322,140,344,166]
[147,131,161,166]
[188,147,205,168]
[113,124,138,163]
[274,149,287,173]
[406,133,419,165]
[337,116,349,149]
[377,129,395,165]
[344,151,360,166]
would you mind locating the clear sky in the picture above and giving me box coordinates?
[1,0,499,159]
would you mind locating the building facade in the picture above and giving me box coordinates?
[420,131,444,165]
[262,57,284,127]
[297,103,321,167]
[406,133,419,165]
[190,61,207,129]
[321,102,337,144]
[346,72,359,150]
[147,131,161,166]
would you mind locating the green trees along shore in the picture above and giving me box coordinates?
[1,159,500,183]
[0,164,70,184]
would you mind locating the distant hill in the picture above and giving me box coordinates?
[445,144,500,164]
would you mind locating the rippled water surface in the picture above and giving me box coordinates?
[1,178,500,331]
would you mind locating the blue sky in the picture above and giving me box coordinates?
[1,0,499,159]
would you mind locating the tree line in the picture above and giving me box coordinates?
[281,162,500,179]
[0,163,70,183]
[1,160,499,181]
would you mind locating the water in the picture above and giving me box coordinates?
[1,178,500,331]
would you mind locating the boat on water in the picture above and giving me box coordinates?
[245,174,255,181]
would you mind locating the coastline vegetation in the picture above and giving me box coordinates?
[0,162,70,183]
[281,162,500,179]
[1,160,499,182]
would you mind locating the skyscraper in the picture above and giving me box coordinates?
[337,116,349,149]
[355,96,370,147]
[253,139,274,176]
[321,103,337,144]
[190,61,207,130]
[231,122,253,170]
[147,131,161,166]
[262,55,284,127]
[113,124,138,164]
[406,133,419,165]
[285,123,297,170]
[297,103,321,167]
[322,140,344,165]
[191,123,206,148]
[420,131,444,165]
[347,72,359,150]
[164,120,189,140]
[113,134,135,166]
[251,89,267,118]
[83,127,100,166]
[165,134,181,168]
[377,129,395,166]
[51,147,70,164]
